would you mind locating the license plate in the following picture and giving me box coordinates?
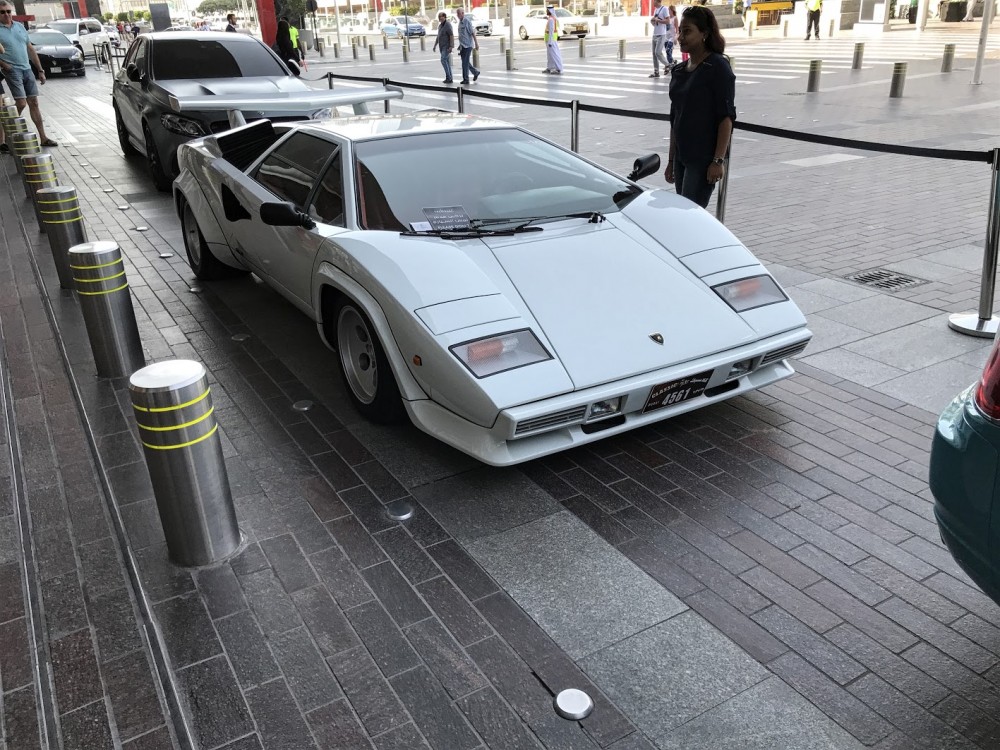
[51,66,61,73]
[642,370,712,414]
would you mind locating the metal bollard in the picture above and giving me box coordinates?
[362,35,368,48]
[570,99,579,152]
[370,44,376,61]
[0,104,18,137]
[316,37,324,57]
[506,48,513,71]
[457,86,465,113]
[852,42,864,69]
[828,18,834,37]
[11,131,40,180]
[21,153,58,232]
[579,37,585,57]
[594,21,598,35]
[327,71,334,89]
[37,185,86,289]
[942,43,955,73]
[889,61,906,98]
[334,42,340,58]
[403,44,409,62]
[352,41,358,59]
[645,21,649,35]
[499,37,505,54]
[420,35,426,51]
[618,39,626,60]
[473,48,479,69]
[806,59,822,92]
[747,18,753,36]
[69,241,145,378]
[383,34,389,49]
[783,18,789,36]
[129,360,240,567]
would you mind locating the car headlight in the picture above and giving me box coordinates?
[712,274,788,313]
[160,113,208,137]
[311,107,338,120]
[70,49,83,60]
[451,329,551,378]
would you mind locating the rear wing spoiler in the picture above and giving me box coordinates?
[168,86,404,127]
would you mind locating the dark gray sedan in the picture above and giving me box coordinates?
[28,30,86,77]
[112,32,311,191]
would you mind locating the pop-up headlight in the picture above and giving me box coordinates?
[712,275,787,313]
[451,329,551,378]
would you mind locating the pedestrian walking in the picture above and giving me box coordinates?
[805,0,821,38]
[649,0,671,77]
[670,6,687,62]
[275,18,299,73]
[543,5,563,74]
[455,8,480,84]
[0,1,57,149]
[225,13,238,32]
[664,6,735,208]
[433,11,454,83]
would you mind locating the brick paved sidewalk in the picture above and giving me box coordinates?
[1,42,999,750]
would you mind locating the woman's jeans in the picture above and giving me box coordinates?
[674,159,715,209]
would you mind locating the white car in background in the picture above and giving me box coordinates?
[43,18,110,55]
[170,90,812,466]
[518,7,588,39]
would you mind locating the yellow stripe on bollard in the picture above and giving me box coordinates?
[137,407,215,433]
[132,388,211,413]
[73,270,126,284]
[76,282,129,296]
[70,258,124,270]
[140,424,219,451]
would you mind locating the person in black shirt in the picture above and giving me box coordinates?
[225,13,238,32]
[665,6,735,208]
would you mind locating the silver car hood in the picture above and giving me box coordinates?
[488,225,755,389]
[155,76,311,99]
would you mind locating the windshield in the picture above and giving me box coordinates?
[354,129,639,232]
[47,21,78,34]
[554,9,574,17]
[30,31,72,45]
[151,39,286,80]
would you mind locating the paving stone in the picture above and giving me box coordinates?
[876,598,997,674]
[327,645,409,736]
[740,565,842,633]
[361,560,432,629]
[239,567,302,636]
[153,592,221,668]
[327,515,387,569]
[78,538,127,600]
[195,564,247,619]
[244,678,319,749]
[581,611,769,740]
[177,655,254,748]
[406,617,488,700]
[370,722,431,750]
[50,629,103,714]
[60,699,114,750]
[372,526,442,585]
[2,686,40,750]
[684,588,788,664]
[122,726,176,749]
[261,534,319,594]
[306,699,376,749]
[804,580,918,653]
[308,544,374,610]
[854,559,967,624]
[416,576,493,647]
[216,610,281,689]
[103,649,166,741]
[346,599,421,678]
[775,512,866,564]
[900,641,1000,716]
[291,584,360,657]
[40,570,88,640]
[928,693,1000,750]
[468,512,686,659]
[390,665,480,750]
[617,538,705,599]
[790,544,891,606]
[455,687,544,750]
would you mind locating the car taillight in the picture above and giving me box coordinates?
[974,335,1000,419]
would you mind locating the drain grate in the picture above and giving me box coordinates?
[844,268,928,291]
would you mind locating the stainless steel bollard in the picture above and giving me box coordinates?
[942,43,955,73]
[383,34,388,49]
[370,43,376,60]
[129,360,240,567]
[420,35,426,51]
[457,86,465,113]
[362,35,368,48]
[889,61,906,97]
[499,37,505,54]
[747,19,753,36]
[37,185,86,289]
[783,18,789,36]
[402,44,409,62]
[852,42,864,69]
[69,241,145,378]
[21,153,58,231]
[570,99,579,152]
[334,42,340,57]
[645,21,649,35]
[506,48,513,71]
[828,18,834,36]
[11,131,40,180]
[352,41,358,58]
[579,37,585,57]
[806,59,822,92]
[0,104,18,138]
[618,39,626,60]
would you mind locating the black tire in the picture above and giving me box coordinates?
[519,25,529,39]
[333,300,405,424]
[143,123,171,192]
[181,200,229,280]
[75,70,86,77]
[115,104,136,156]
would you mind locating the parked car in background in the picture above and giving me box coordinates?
[43,17,110,55]
[432,10,491,33]
[518,7,588,38]
[930,339,1000,605]
[171,107,811,466]
[27,30,86,76]
[112,31,311,191]
[381,16,426,37]
[102,24,122,46]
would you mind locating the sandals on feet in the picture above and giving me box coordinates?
[41,139,59,147]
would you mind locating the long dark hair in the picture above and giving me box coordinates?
[276,18,291,39]
[682,6,725,54]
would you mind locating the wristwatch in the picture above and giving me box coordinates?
[711,157,725,165]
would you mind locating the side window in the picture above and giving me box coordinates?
[78,23,88,35]
[131,38,147,73]
[309,150,344,226]
[89,21,103,34]
[253,132,335,209]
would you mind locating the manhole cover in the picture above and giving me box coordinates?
[844,268,928,291]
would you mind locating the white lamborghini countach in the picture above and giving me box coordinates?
[172,89,811,466]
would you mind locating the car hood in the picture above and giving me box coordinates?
[488,224,756,389]
[33,44,77,54]
[154,77,311,99]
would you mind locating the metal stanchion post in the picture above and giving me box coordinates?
[352,41,358,58]
[362,34,368,48]
[594,21,598,35]
[129,360,241,567]
[942,43,955,72]
[370,44,376,61]
[334,42,340,57]
[383,34,389,49]
[21,153,58,232]
[644,21,649,35]
[327,71,334,89]
[852,42,864,69]
[317,37,324,57]
[420,35,426,51]
[747,19,753,36]
[11,131,40,181]
[828,18,834,37]
[500,37,505,54]
[889,61,906,97]
[402,44,409,62]
[0,104,18,138]
[37,185,86,289]
[457,86,465,113]
[618,39,626,60]
[949,148,1000,338]
[806,59,822,92]
[69,241,145,378]
[715,151,732,224]
[506,48,513,70]
[783,18,789,36]
[579,37,585,57]
[570,99,579,153]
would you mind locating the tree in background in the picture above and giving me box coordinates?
[196,0,235,13]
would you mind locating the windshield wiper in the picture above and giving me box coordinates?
[475,211,606,232]
[399,225,544,239]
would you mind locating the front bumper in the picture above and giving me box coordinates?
[405,328,809,466]
[41,56,86,75]
[930,387,1000,601]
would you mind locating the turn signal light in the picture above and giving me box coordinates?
[975,335,1000,420]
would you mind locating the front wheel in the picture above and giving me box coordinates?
[115,104,136,156]
[335,301,405,424]
[143,124,171,192]
[519,25,528,39]
[182,201,228,280]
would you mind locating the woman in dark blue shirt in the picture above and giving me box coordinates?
[665,6,736,208]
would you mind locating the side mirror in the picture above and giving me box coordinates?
[125,62,141,82]
[260,201,315,229]
[628,153,661,182]
[79,28,89,35]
